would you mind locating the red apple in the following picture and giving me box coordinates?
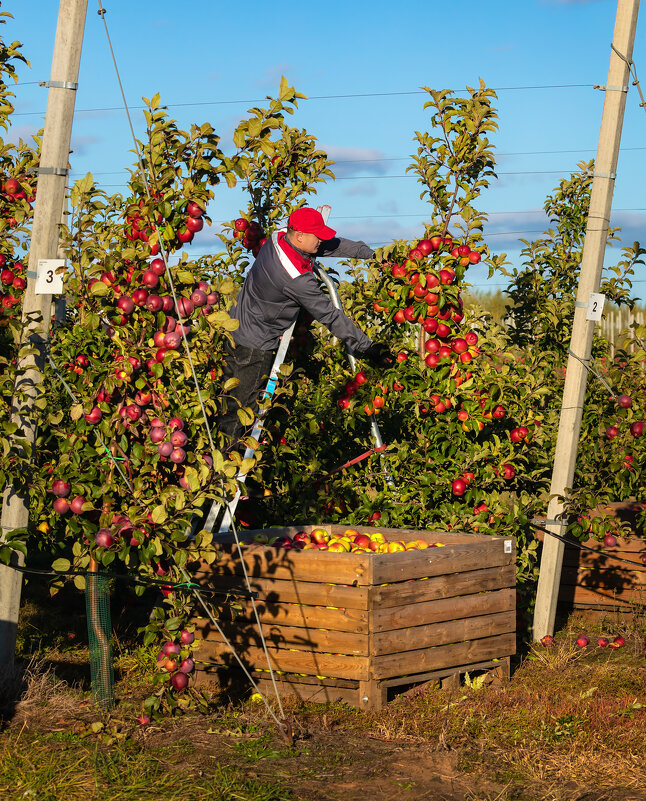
[132,288,149,306]
[84,406,102,424]
[70,495,87,514]
[605,425,619,439]
[142,270,159,289]
[150,258,166,276]
[117,296,135,315]
[95,529,114,548]
[53,497,70,515]
[52,479,71,498]
[186,216,204,233]
[171,671,189,690]
[502,464,516,480]
[180,629,195,645]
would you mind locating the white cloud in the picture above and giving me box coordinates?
[254,65,294,91]
[71,135,100,156]
[321,144,391,177]
[5,123,38,145]
[344,180,378,197]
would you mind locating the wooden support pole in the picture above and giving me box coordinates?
[0,0,88,670]
[533,0,640,641]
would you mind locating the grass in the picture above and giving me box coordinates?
[0,730,293,801]
[5,580,646,801]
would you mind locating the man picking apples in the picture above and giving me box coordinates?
[219,207,392,441]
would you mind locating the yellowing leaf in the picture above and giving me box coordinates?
[151,505,167,525]
[89,281,108,297]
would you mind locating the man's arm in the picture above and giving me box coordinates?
[283,272,373,353]
[316,236,375,260]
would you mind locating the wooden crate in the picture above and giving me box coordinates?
[536,503,646,616]
[191,525,516,709]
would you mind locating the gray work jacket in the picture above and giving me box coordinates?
[229,229,374,353]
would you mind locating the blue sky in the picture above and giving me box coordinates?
[4,0,646,293]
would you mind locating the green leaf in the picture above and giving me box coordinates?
[89,281,108,297]
[237,407,255,426]
[176,270,194,285]
[151,505,168,525]
[52,558,71,572]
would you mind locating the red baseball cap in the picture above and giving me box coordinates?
[288,207,336,240]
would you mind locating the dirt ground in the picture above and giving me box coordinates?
[4,671,646,801]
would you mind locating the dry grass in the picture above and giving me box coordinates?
[5,598,646,801]
[1,655,87,730]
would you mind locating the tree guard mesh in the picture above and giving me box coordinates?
[85,573,115,708]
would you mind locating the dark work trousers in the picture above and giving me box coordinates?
[217,339,276,445]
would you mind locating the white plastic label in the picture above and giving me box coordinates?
[586,292,605,321]
[35,259,65,295]
[504,540,513,554]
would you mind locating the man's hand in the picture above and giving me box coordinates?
[361,342,394,368]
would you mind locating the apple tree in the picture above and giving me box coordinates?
[248,85,552,604]
[0,10,42,564]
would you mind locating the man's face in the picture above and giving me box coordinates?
[291,230,321,254]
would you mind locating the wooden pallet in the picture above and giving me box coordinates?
[191,525,517,709]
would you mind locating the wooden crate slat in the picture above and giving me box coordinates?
[373,631,516,680]
[206,602,370,634]
[193,572,370,610]
[200,620,369,656]
[202,544,373,586]
[198,640,369,680]
[254,677,360,706]
[373,610,515,658]
[372,588,515,633]
[381,658,509,688]
[559,584,646,607]
[561,565,646,592]
[252,671,358,689]
[370,539,515,584]
[370,564,516,608]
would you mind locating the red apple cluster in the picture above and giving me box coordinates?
[125,199,204,251]
[336,368,388,415]
[233,217,266,257]
[50,478,89,517]
[0,255,26,318]
[252,527,443,554]
[541,632,626,649]
[155,628,196,693]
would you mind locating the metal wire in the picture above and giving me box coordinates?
[95,0,287,722]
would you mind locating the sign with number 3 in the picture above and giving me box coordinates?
[35,259,65,295]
